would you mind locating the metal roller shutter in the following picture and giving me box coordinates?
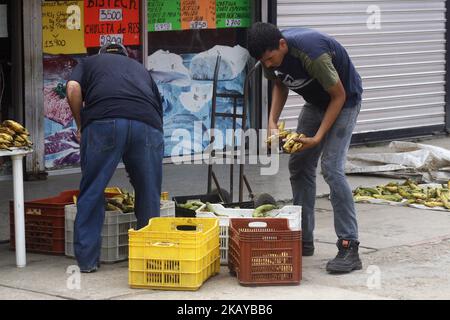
[276,0,446,135]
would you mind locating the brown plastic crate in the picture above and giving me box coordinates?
[9,190,79,255]
[228,218,302,286]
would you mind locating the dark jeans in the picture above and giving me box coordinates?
[289,103,360,243]
[74,118,163,270]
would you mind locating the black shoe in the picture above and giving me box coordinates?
[80,261,100,273]
[326,239,362,273]
[80,265,98,273]
[302,241,315,256]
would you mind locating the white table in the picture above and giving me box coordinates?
[0,148,33,267]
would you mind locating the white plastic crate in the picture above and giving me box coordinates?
[160,200,175,217]
[65,204,137,263]
[196,204,301,265]
[65,201,176,263]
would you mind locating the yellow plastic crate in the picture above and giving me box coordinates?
[128,217,220,290]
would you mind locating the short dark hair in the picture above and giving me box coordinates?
[247,22,283,59]
[98,42,128,57]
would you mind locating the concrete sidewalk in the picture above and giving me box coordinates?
[1,135,450,300]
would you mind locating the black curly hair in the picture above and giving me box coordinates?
[247,22,283,60]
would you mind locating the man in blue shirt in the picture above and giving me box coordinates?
[248,22,363,273]
[66,42,164,273]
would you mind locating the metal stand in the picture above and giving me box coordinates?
[207,55,261,203]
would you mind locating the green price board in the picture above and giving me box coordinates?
[216,0,251,28]
[148,0,181,31]
[148,0,250,31]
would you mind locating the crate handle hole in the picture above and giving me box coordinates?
[248,221,268,228]
[151,242,175,247]
[176,225,197,231]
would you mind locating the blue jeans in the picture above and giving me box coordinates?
[74,118,163,270]
[289,103,360,243]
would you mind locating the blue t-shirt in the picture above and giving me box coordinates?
[263,28,363,108]
[68,53,163,131]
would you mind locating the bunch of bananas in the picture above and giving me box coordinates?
[353,179,450,209]
[252,204,277,217]
[0,120,32,151]
[265,121,306,153]
[282,132,306,153]
[104,188,135,213]
[266,121,290,146]
[178,201,205,211]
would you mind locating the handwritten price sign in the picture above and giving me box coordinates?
[84,0,140,47]
[42,1,86,54]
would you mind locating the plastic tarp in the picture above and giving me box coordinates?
[189,45,249,80]
[346,141,450,183]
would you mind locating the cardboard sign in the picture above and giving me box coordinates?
[216,0,251,29]
[180,0,216,30]
[42,1,87,54]
[84,0,140,47]
[147,0,251,32]
[147,0,180,32]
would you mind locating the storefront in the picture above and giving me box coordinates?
[0,0,264,177]
[0,0,24,177]
[1,0,449,177]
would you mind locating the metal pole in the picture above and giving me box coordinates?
[240,61,261,202]
[208,55,222,194]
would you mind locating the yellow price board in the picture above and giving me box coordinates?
[42,1,86,54]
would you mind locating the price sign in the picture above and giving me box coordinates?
[147,0,250,31]
[216,0,250,29]
[84,0,140,47]
[181,0,216,30]
[148,0,180,32]
[42,1,86,54]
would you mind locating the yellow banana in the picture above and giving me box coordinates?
[13,141,24,147]
[385,186,398,193]
[424,201,444,208]
[354,195,375,202]
[0,127,16,136]
[14,135,25,143]
[412,192,427,200]
[0,143,12,151]
[373,194,403,202]
[283,133,305,153]
[3,120,27,134]
[290,142,303,153]
[0,138,12,145]
[0,133,14,142]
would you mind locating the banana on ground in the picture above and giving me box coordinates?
[353,179,450,210]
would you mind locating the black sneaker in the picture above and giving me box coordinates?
[80,265,98,273]
[80,261,100,273]
[302,241,315,256]
[326,239,362,273]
